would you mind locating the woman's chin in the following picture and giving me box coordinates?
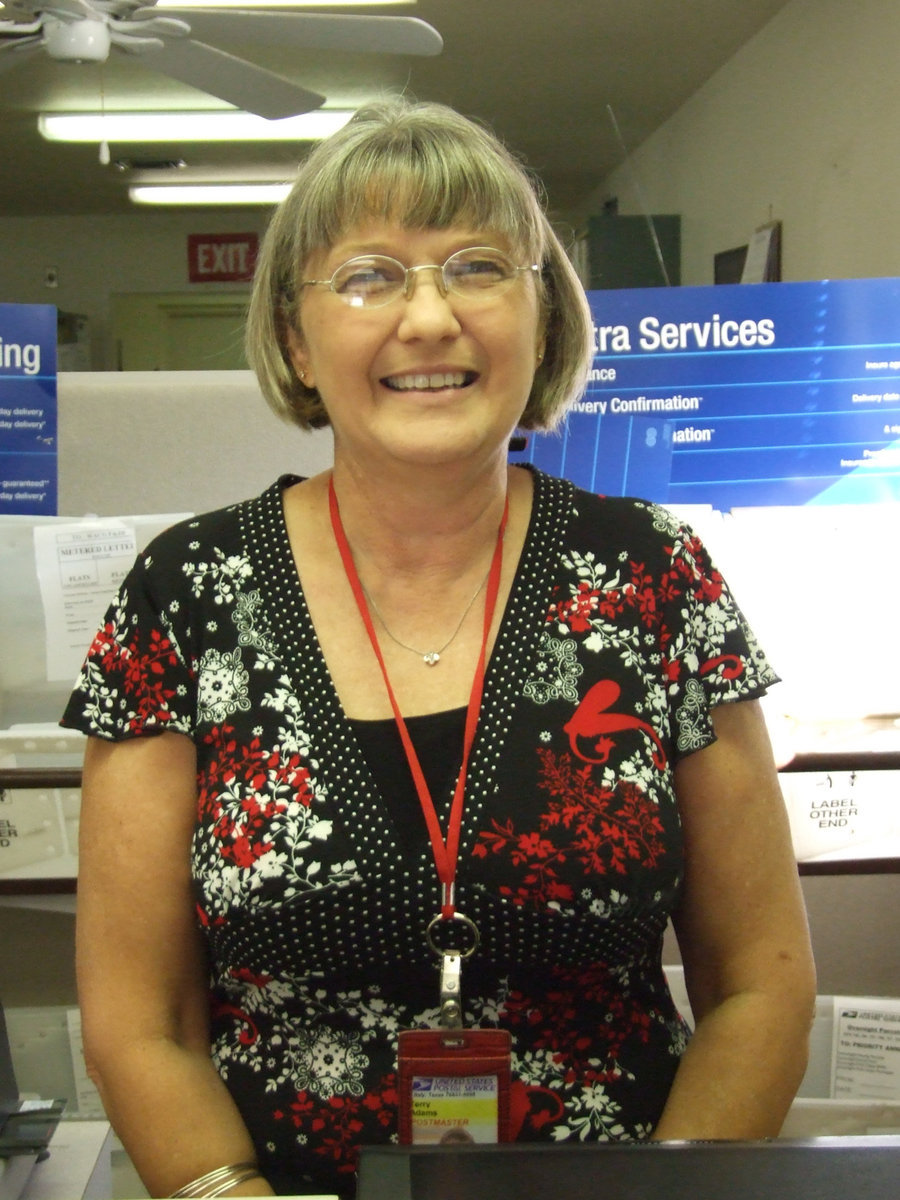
[358,416,510,471]
[385,431,512,472]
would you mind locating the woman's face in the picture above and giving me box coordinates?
[287,220,545,474]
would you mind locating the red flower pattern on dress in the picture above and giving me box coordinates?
[548,554,670,642]
[549,581,601,632]
[209,1000,259,1047]
[84,621,182,733]
[312,1096,366,1171]
[285,1076,398,1175]
[474,749,667,907]
[503,962,654,1077]
[197,726,315,868]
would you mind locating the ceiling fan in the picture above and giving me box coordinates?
[0,0,443,118]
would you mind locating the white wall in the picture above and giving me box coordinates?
[585,0,900,285]
[0,209,268,369]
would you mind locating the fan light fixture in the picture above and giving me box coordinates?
[130,183,293,206]
[38,110,354,144]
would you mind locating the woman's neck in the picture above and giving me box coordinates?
[328,455,520,581]
[281,459,533,718]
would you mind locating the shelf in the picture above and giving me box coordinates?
[2,757,898,893]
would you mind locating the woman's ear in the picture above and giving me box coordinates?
[285,326,315,388]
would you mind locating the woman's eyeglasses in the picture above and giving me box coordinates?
[300,246,539,309]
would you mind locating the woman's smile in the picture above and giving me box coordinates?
[380,369,478,393]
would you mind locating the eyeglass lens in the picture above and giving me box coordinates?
[331,248,519,306]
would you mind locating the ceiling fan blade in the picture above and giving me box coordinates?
[160,12,443,57]
[110,30,166,53]
[42,0,100,19]
[0,19,41,34]
[110,14,190,39]
[136,38,325,118]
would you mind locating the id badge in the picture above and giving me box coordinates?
[398,1028,511,1145]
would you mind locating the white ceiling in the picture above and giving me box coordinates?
[0,0,794,218]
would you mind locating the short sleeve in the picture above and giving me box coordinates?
[652,506,778,758]
[60,538,197,742]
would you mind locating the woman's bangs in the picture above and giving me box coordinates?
[317,140,535,253]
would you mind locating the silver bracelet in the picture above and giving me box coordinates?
[171,1161,261,1198]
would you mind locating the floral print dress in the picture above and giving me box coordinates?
[61,467,777,1197]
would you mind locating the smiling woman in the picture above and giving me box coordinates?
[64,96,815,1200]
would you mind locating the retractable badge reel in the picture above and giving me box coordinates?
[397,892,511,1145]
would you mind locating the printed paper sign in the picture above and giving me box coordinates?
[781,770,900,862]
[0,302,57,516]
[832,998,900,1101]
[33,520,138,682]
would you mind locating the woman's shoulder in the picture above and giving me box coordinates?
[116,477,301,613]
[576,482,683,531]
[532,467,693,558]
[141,475,300,564]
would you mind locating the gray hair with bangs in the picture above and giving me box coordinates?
[246,96,593,431]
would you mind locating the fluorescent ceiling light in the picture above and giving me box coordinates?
[130,183,293,206]
[38,110,354,144]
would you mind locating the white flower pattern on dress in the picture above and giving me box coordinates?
[289,1028,368,1098]
[198,647,252,724]
[523,631,584,703]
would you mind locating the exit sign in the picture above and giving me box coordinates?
[188,233,258,283]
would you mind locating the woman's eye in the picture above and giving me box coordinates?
[338,267,395,293]
[450,254,509,285]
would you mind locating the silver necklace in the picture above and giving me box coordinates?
[362,567,492,666]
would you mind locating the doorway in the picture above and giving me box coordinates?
[111,292,250,370]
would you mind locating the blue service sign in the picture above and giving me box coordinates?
[0,303,57,516]
[516,277,900,508]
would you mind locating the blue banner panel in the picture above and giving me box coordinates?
[514,278,900,508]
[0,304,58,516]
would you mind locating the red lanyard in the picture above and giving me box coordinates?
[328,477,508,919]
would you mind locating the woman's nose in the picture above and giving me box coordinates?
[402,263,448,299]
[396,269,461,337]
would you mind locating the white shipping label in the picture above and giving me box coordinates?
[832,997,900,1101]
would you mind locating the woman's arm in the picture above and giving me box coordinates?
[76,732,275,1196]
[653,699,816,1140]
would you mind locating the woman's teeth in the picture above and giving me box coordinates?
[384,371,471,391]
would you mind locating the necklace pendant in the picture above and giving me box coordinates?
[423,651,441,666]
